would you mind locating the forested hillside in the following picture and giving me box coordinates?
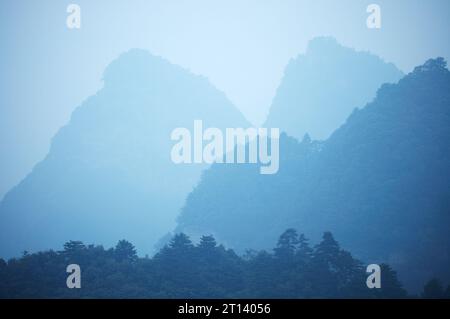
[175,58,450,292]
[2,230,440,299]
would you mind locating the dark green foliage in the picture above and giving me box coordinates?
[0,230,425,299]
[421,278,446,299]
[63,241,85,255]
[369,264,408,299]
[175,59,450,292]
[274,229,299,260]
[168,233,194,250]
[198,235,217,250]
[114,240,138,262]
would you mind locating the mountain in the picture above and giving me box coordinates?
[175,58,450,292]
[265,37,404,140]
[0,49,249,258]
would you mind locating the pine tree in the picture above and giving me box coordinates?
[422,278,445,299]
[314,232,340,268]
[169,233,194,251]
[274,228,299,260]
[114,240,137,262]
[375,264,407,298]
[62,240,86,263]
[63,240,85,253]
[309,232,343,297]
[296,233,313,264]
[198,235,217,250]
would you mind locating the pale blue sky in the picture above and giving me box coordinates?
[1,0,450,199]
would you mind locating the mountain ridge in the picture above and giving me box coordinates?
[175,58,450,292]
[0,49,249,258]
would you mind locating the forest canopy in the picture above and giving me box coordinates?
[1,229,448,299]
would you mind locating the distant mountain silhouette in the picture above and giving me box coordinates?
[0,49,249,258]
[175,58,450,292]
[265,37,404,140]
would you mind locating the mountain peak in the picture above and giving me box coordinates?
[0,49,249,259]
[102,49,202,89]
[102,49,162,83]
[265,37,403,140]
[176,58,450,292]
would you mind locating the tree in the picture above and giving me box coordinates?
[169,233,194,251]
[244,250,277,298]
[63,240,85,253]
[274,228,299,260]
[309,232,345,298]
[198,235,217,250]
[62,241,86,262]
[0,231,412,299]
[197,235,220,264]
[422,278,445,299]
[334,250,366,297]
[313,232,341,268]
[373,264,407,299]
[114,240,137,262]
[0,258,6,269]
[296,234,313,264]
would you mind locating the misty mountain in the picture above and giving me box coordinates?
[0,49,249,258]
[175,58,450,292]
[265,37,404,140]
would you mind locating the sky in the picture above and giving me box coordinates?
[1,0,450,199]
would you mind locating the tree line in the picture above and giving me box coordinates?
[0,229,448,299]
